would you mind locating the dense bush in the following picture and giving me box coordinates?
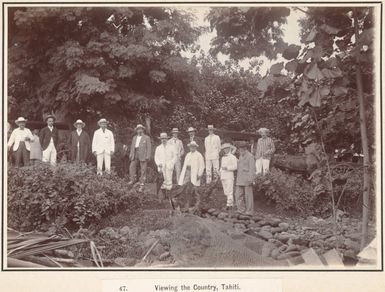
[254,168,325,215]
[8,162,151,231]
[254,167,365,216]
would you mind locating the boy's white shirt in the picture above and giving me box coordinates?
[220,153,238,180]
[178,151,205,186]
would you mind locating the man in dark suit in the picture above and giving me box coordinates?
[183,127,204,156]
[39,115,59,166]
[67,119,91,163]
[125,124,152,186]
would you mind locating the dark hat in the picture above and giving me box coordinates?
[45,114,56,122]
[238,141,248,148]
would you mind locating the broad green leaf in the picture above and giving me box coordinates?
[285,60,298,72]
[357,28,374,46]
[332,85,348,97]
[321,67,342,78]
[311,46,323,62]
[319,86,330,97]
[320,24,341,35]
[305,27,317,42]
[282,44,301,60]
[309,89,322,107]
[304,63,324,80]
[270,62,284,75]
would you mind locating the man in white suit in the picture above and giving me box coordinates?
[168,128,184,183]
[155,132,177,191]
[7,117,34,167]
[178,141,205,187]
[92,118,115,175]
[204,125,221,183]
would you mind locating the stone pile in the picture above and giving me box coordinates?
[201,208,367,263]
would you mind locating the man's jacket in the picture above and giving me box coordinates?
[39,126,59,151]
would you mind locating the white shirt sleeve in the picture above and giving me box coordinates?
[7,129,16,148]
[92,130,97,153]
[154,146,161,167]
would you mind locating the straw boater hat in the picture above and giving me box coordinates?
[45,114,56,122]
[98,118,108,126]
[221,143,232,150]
[187,141,199,148]
[171,128,179,133]
[207,125,216,130]
[159,132,169,139]
[73,119,86,128]
[15,117,27,125]
[187,127,196,133]
[257,127,270,134]
[135,124,145,131]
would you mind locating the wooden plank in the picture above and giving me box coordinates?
[301,248,325,266]
[321,249,344,267]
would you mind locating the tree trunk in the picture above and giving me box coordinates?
[145,115,151,136]
[353,10,371,250]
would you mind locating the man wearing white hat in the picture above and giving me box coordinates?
[254,128,275,175]
[204,125,221,183]
[7,117,34,167]
[168,128,184,182]
[183,126,204,156]
[68,119,91,163]
[155,133,177,191]
[178,141,205,186]
[219,143,238,210]
[92,118,115,175]
[39,115,59,166]
[126,124,152,185]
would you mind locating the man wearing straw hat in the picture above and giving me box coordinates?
[204,125,221,183]
[168,128,184,183]
[184,126,204,155]
[127,124,152,186]
[7,117,34,167]
[67,119,91,163]
[219,143,238,210]
[155,132,178,191]
[254,127,275,175]
[92,118,115,175]
[39,114,59,166]
[178,141,205,186]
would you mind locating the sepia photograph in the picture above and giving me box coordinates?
[2,1,382,273]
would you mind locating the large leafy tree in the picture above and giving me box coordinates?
[207,7,290,59]
[209,6,375,248]
[8,7,201,131]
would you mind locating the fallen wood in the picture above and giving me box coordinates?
[321,249,344,267]
[142,239,160,262]
[8,257,46,268]
[301,248,324,266]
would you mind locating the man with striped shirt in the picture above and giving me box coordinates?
[254,128,275,175]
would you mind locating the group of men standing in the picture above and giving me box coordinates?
[149,125,276,215]
[8,115,276,215]
[7,115,61,167]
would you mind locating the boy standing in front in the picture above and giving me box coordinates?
[219,143,238,211]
